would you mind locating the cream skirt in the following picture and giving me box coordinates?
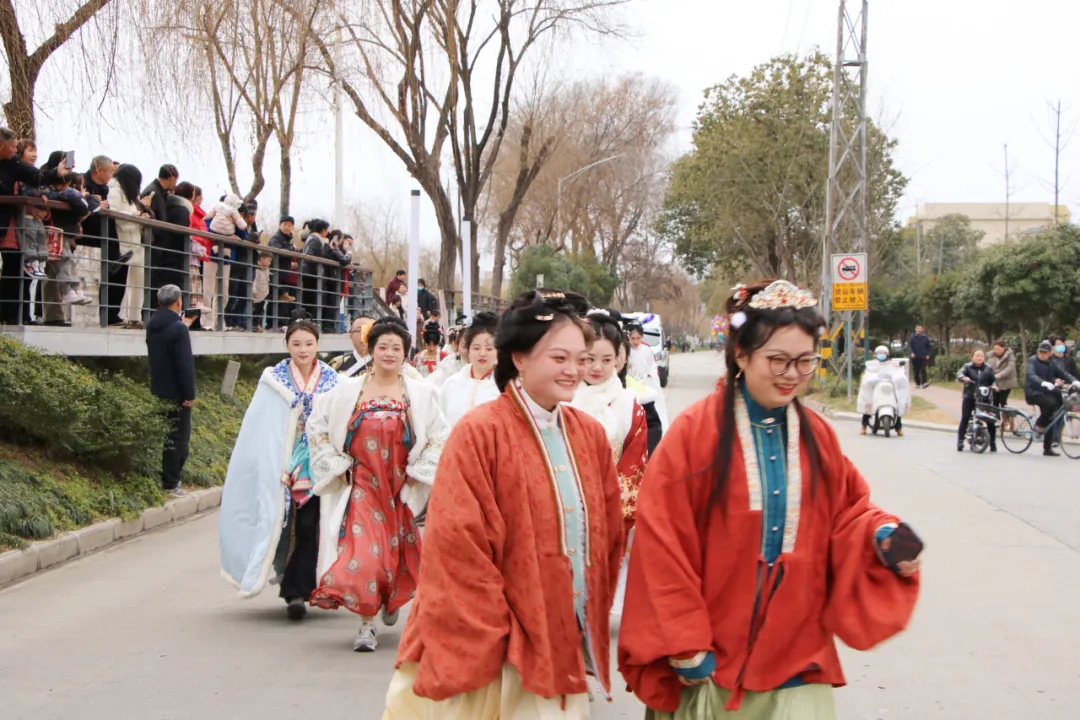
[644,683,836,720]
[383,663,591,720]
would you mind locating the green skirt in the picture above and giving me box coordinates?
[644,683,836,720]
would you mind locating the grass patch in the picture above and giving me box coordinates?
[805,389,957,426]
[0,346,277,551]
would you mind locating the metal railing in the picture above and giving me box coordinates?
[0,196,385,333]
[440,289,507,321]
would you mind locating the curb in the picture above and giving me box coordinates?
[0,486,222,588]
[832,411,959,435]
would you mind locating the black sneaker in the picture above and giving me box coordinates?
[1044,449,1061,457]
[286,597,307,620]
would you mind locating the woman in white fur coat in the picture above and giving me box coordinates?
[571,311,650,535]
[439,311,500,428]
[218,312,340,617]
[306,316,448,652]
[425,326,467,388]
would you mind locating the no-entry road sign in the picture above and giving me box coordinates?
[831,252,868,311]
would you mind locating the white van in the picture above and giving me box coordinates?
[623,312,669,387]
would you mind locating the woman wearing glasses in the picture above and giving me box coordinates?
[618,280,921,719]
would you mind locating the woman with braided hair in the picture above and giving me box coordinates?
[618,280,922,719]
[383,289,625,719]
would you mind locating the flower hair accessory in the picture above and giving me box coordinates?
[587,308,611,319]
[747,280,816,310]
[730,311,748,329]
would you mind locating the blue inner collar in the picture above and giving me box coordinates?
[740,379,786,426]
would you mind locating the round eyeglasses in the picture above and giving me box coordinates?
[766,354,821,377]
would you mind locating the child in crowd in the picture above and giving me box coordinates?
[18,205,49,278]
[251,251,272,332]
[45,171,98,306]
[205,194,247,237]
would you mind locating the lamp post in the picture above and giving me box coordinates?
[556,153,625,246]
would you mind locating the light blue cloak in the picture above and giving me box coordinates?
[218,360,337,598]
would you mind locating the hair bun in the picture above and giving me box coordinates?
[288,308,313,325]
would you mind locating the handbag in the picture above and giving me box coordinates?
[45,225,64,261]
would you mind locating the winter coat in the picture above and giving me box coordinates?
[1024,355,1076,404]
[1051,353,1079,381]
[108,179,147,255]
[908,332,932,359]
[206,197,247,237]
[189,204,212,258]
[986,348,1018,390]
[146,308,196,404]
[957,361,996,400]
[300,233,326,281]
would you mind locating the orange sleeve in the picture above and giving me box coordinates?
[596,422,628,603]
[400,421,511,700]
[818,419,921,650]
[617,408,714,711]
[618,400,650,531]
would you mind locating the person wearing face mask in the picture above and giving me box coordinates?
[439,311,500,428]
[306,315,448,652]
[857,346,910,437]
[1026,340,1079,457]
[572,309,650,535]
[618,280,920,718]
[1051,336,1078,379]
[219,310,340,618]
[383,289,625,718]
[957,349,998,453]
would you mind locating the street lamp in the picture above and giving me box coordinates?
[556,153,625,247]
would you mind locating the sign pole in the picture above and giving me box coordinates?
[408,190,421,346]
[846,311,854,402]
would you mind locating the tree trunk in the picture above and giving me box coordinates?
[279,143,292,217]
[491,211,514,298]
[244,124,272,204]
[1,58,36,138]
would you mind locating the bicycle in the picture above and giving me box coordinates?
[998,385,1080,458]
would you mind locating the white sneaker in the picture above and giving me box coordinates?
[62,290,83,304]
[380,606,399,627]
[353,623,378,652]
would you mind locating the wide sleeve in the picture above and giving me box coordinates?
[819,420,920,650]
[617,400,650,530]
[618,410,714,708]
[398,421,511,700]
[306,388,353,492]
[406,390,448,486]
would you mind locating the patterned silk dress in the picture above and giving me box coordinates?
[310,397,422,618]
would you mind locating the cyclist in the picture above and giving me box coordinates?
[1025,340,1078,457]
[957,349,998,452]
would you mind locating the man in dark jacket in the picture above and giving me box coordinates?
[151,184,194,297]
[147,284,197,494]
[267,216,297,329]
[1025,340,1079,456]
[417,278,438,319]
[142,164,180,294]
[908,325,932,388]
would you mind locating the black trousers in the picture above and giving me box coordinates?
[0,248,31,325]
[162,404,192,490]
[958,397,996,448]
[1032,394,1063,451]
[103,238,129,326]
[224,262,250,328]
[911,357,929,386]
[301,274,320,323]
[279,495,321,602]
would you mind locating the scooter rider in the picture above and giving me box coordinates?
[859,345,910,436]
[958,349,998,453]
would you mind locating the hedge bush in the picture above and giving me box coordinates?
[0,337,170,474]
[932,354,969,383]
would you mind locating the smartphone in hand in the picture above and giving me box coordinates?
[882,522,924,571]
[64,150,75,170]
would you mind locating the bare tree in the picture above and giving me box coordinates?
[299,0,628,291]
[141,0,321,207]
[0,0,117,136]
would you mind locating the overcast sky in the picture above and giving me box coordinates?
[32,0,1080,259]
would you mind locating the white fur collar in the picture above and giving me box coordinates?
[570,374,624,449]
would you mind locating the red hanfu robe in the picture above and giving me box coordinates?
[617,388,920,713]
[617,401,649,533]
[393,383,626,701]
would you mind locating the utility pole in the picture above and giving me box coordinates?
[820,0,869,401]
[1053,100,1062,223]
[1003,143,1010,242]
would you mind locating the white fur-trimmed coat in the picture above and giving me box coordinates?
[306,374,448,579]
[439,363,501,429]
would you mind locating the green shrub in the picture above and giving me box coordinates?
[933,354,969,382]
[0,337,169,474]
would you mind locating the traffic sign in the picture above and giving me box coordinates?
[831,252,868,311]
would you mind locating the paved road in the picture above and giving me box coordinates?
[3,351,1080,719]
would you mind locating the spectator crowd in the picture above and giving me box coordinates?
[0,127,369,334]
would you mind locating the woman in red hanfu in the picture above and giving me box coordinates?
[383,289,625,719]
[306,316,448,653]
[571,309,649,535]
[618,279,922,719]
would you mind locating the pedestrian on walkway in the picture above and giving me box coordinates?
[306,316,447,652]
[957,350,998,453]
[383,290,625,717]
[908,324,932,388]
[618,279,921,718]
[1025,340,1079,457]
[987,339,1017,407]
[146,285,197,495]
[218,310,340,612]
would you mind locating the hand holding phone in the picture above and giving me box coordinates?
[64,150,75,170]
[881,522,923,577]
